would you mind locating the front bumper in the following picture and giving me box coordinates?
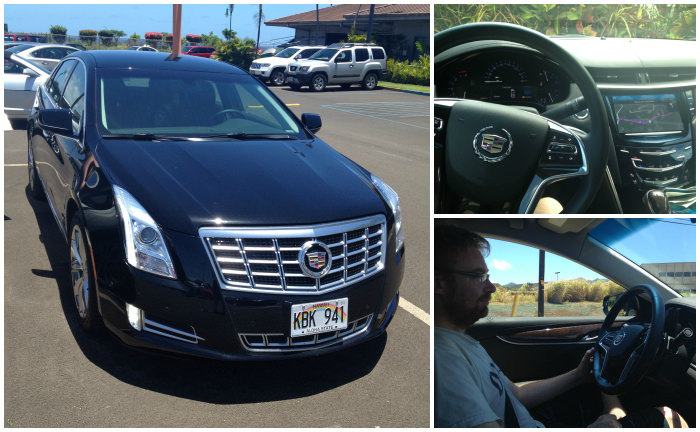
[285,73,312,87]
[92,223,405,361]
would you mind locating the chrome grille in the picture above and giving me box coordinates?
[200,215,386,294]
[239,314,373,352]
[250,63,261,70]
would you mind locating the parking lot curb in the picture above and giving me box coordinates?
[379,86,429,96]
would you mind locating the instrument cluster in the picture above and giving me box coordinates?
[436,49,571,111]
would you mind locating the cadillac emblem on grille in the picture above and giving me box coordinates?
[473,126,513,163]
[299,241,333,279]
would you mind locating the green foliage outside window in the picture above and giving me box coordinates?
[434,4,695,40]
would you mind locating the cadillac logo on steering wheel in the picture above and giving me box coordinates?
[473,126,513,163]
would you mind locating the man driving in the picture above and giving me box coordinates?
[434,223,688,428]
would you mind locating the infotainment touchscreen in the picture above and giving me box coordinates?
[610,94,684,135]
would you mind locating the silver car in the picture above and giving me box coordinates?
[4,50,50,122]
[5,43,79,71]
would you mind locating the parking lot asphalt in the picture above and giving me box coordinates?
[3,86,431,427]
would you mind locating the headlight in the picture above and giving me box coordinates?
[371,174,404,253]
[300,66,309,72]
[259,63,270,68]
[113,186,177,279]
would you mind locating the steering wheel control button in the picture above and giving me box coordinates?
[472,126,513,163]
[540,130,583,168]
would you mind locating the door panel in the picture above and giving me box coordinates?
[468,316,626,382]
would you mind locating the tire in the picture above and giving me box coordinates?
[310,73,327,92]
[27,143,45,200]
[362,72,378,90]
[69,213,103,334]
[269,69,286,86]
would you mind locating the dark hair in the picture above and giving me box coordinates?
[434,223,490,266]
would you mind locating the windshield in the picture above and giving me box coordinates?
[97,68,305,139]
[434,4,696,40]
[309,48,338,61]
[275,48,300,59]
[589,218,696,295]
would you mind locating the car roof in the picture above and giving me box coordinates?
[6,43,78,52]
[67,50,245,74]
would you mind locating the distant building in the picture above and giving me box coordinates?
[641,262,696,294]
[264,4,429,61]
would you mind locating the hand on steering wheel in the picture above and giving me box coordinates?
[435,23,613,213]
[593,285,665,394]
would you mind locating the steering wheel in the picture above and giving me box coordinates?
[435,23,612,213]
[593,285,665,394]
[213,109,243,122]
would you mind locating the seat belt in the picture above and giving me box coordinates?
[504,392,521,428]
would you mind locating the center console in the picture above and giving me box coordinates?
[606,89,695,190]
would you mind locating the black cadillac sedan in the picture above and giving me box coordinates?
[27,50,405,360]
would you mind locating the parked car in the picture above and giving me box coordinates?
[4,50,50,123]
[286,43,388,91]
[182,46,216,58]
[5,33,30,42]
[433,22,696,214]
[436,217,695,426]
[6,43,79,71]
[26,50,405,360]
[249,45,325,86]
[127,45,157,52]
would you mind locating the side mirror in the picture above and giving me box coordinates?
[37,108,74,137]
[301,113,322,134]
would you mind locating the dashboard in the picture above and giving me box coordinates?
[435,48,571,112]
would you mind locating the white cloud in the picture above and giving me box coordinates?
[491,259,512,271]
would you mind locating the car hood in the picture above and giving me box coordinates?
[94,137,388,235]
[252,57,293,66]
[290,59,329,67]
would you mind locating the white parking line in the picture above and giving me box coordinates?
[399,296,430,325]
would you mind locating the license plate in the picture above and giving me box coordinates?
[291,298,348,337]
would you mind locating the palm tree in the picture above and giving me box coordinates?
[254,5,264,54]
[224,4,234,41]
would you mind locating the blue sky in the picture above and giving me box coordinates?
[484,219,696,286]
[3,4,332,46]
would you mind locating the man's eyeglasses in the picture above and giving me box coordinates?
[437,269,490,283]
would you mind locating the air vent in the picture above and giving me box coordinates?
[647,68,696,84]
[589,68,641,84]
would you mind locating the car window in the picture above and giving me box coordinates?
[4,57,25,74]
[485,238,614,318]
[299,49,319,59]
[309,48,338,61]
[97,68,304,138]
[336,50,352,63]
[60,63,86,134]
[355,48,370,62]
[371,48,385,60]
[46,59,77,106]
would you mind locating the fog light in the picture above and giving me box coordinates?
[126,303,143,331]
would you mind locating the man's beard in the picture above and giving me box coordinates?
[442,291,491,329]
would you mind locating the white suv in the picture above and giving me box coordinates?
[249,45,325,86]
[286,43,388,92]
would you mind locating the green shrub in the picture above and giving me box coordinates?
[79,29,98,45]
[546,281,566,304]
[564,279,590,302]
[587,281,606,302]
[385,55,429,86]
[215,37,256,69]
[50,25,67,43]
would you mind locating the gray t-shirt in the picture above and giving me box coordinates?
[435,327,544,428]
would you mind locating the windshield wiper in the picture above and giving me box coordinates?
[202,133,294,140]
[102,133,194,141]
